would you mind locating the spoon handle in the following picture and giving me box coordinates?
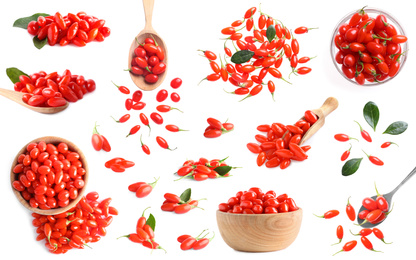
[391,165,416,195]
[142,0,154,30]
[0,88,24,103]
[318,97,339,117]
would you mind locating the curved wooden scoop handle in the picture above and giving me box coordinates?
[317,97,339,118]
[299,97,338,145]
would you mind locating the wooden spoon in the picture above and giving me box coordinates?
[0,88,68,114]
[299,97,339,145]
[127,0,168,91]
[10,136,89,215]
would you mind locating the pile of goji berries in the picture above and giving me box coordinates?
[104,157,135,173]
[247,110,317,169]
[314,190,392,256]
[32,191,117,254]
[12,141,86,210]
[11,69,95,107]
[129,37,166,83]
[26,12,110,47]
[218,187,299,214]
[175,157,234,181]
[177,230,215,251]
[118,207,166,252]
[333,6,407,84]
[203,118,234,138]
[105,77,185,156]
[199,5,316,101]
[161,188,205,214]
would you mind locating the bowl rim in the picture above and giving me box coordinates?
[10,136,89,215]
[330,6,408,86]
[216,207,303,217]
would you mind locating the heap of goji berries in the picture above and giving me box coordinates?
[118,207,166,253]
[203,117,234,138]
[103,77,184,156]
[218,187,299,214]
[12,140,86,210]
[177,230,215,251]
[31,192,117,254]
[25,12,110,47]
[161,188,205,214]
[174,157,235,181]
[333,6,407,85]
[314,188,393,256]
[199,5,316,101]
[9,68,95,107]
[129,37,166,84]
[247,110,317,169]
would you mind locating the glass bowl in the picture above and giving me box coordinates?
[330,7,408,86]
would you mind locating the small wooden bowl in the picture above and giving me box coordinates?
[216,208,303,252]
[10,136,89,215]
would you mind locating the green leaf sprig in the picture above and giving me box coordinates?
[231,50,254,64]
[6,67,28,84]
[342,158,363,176]
[13,13,50,29]
[363,101,379,131]
[13,13,50,49]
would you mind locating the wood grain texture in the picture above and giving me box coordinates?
[0,88,68,114]
[10,136,89,215]
[299,97,339,145]
[127,0,168,91]
[216,208,303,252]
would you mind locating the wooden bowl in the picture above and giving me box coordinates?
[10,136,89,215]
[216,208,303,252]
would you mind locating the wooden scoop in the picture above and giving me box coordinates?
[299,97,339,145]
[127,0,168,91]
[0,88,68,114]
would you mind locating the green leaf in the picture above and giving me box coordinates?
[180,188,191,203]
[342,158,363,176]
[145,213,156,232]
[213,165,232,176]
[266,25,276,43]
[6,67,28,84]
[13,13,50,29]
[383,121,408,135]
[231,50,254,64]
[363,101,379,131]
[33,36,48,49]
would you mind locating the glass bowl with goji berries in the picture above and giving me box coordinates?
[216,187,302,252]
[10,136,89,215]
[330,6,408,86]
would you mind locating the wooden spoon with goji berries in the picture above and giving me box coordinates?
[127,0,168,91]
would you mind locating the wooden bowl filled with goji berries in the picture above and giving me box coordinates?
[331,7,408,85]
[10,136,88,215]
[216,188,302,252]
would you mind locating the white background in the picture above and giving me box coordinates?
[1,0,415,259]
